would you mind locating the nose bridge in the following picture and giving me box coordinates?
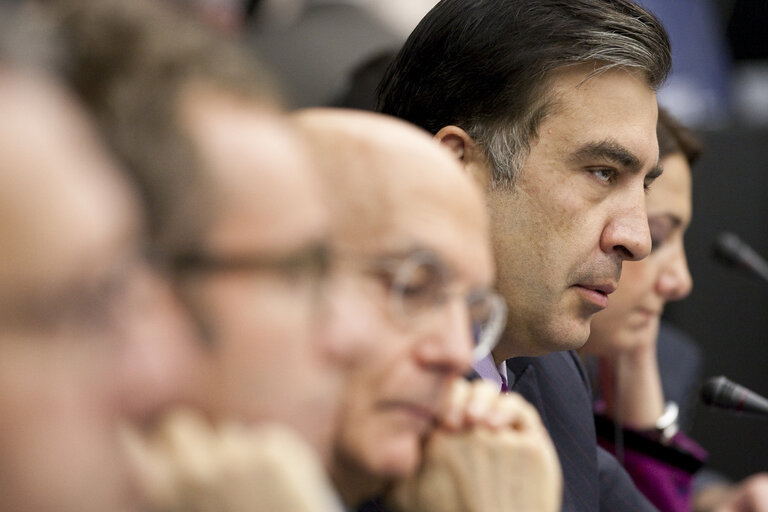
[657,242,693,301]
[603,187,652,261]
[415,296,473,374]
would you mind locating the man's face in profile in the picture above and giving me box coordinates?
[174,89,355,463]
[0,71,195,512]
[486,64,660,357]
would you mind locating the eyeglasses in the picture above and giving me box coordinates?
[1,250,147,338]
[166,242,330,282]
[159,243,331,343]
[364,249,507,362]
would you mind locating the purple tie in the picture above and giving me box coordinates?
[500,374,509,393]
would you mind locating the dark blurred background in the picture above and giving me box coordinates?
[664,125,768,481]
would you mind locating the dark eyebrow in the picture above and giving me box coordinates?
[570,139,641,171]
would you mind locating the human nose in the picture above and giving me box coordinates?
[413,297,474,374]
[656,243,693,302]
[314,271,371,368]
[600,191,652,261]
[115,268,201,425]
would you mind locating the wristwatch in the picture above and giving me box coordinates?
[654,401,680,445]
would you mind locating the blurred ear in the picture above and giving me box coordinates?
[434,125,493,192]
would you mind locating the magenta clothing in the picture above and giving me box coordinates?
[595,412,707,512]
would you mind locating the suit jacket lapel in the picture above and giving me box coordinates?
[504,354,600,512]
[505,360,551,430]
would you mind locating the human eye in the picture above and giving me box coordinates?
[649,216,674,252]
[59,268,131,337]
[398,263,444,306]
[588,167,617,184]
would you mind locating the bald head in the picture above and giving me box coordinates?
[293,109,498,504]
[293,108,490,268]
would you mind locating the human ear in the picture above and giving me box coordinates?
[435,125,493,191]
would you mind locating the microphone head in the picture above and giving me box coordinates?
[700,375,768,417]
[700,375,729,407]
[712,231,745,268]
[712,231,768,283]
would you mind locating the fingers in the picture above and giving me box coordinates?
[440,378,472,430]
[119,409,216,511]
[487,391,543,432]
[158,409,218,483]
[438,378,545,433]
[391,403,563,512]
[122,411,342,512]
[439,378,500,430]
[120,422,178,509]
[716,473,768,512]
[465,380,501,425]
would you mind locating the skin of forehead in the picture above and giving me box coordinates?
[546,64,659,169]
[293,109,488,254]
[178,85,328,253]
[646,152,692,222]
[0,69,135,303]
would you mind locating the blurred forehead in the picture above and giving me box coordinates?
[179,87,329,254]
[647,152,692,221]
[0,70,138,305]
[379,138,488,256]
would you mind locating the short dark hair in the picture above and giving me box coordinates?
[378,0,671,187]
[657,107,702,166]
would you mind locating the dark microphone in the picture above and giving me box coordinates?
[712,231,768,284]
[700,376,768,417]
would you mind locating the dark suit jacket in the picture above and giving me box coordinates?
[506,351,658,511]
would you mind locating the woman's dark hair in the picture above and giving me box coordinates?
[657,107,702,165]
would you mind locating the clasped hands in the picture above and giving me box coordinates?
[122,378,561,512]
[388,378,563,512]
[121,411,343,512]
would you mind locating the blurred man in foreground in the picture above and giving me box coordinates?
[0,8,196,512]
